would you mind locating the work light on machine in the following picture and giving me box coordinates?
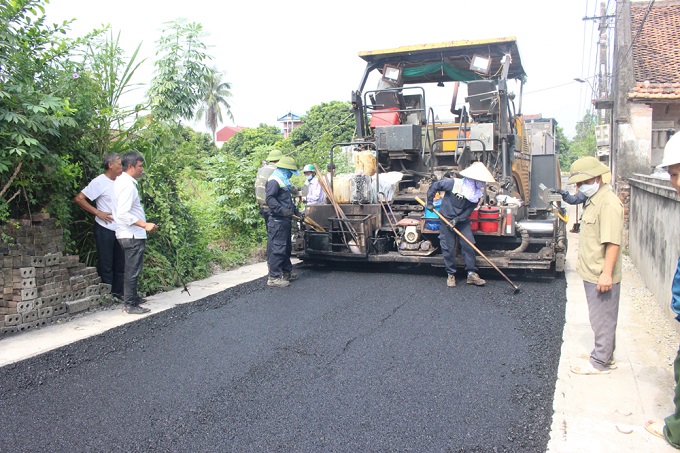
[381,64,402,85]
[470,54,491,75]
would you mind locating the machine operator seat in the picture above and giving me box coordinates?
[466,80,498,120]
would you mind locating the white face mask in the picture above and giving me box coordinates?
[578,182,600,197]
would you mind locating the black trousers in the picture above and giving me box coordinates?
[267,216,292,278]
[439,220,477,274]
[118,238,146,306]
[94,222,125,297]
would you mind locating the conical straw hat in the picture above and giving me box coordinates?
[459,161,495,183]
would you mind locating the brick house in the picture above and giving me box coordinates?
[613,0,680,178]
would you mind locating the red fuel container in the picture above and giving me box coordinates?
[469,208,480,231]
[479,206,500,233]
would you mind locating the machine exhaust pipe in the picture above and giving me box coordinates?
[516,221,555,234]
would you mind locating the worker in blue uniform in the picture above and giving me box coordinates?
[426,161,495,288]
[265,156,301,288]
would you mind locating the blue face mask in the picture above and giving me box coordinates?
[306,174,314,181]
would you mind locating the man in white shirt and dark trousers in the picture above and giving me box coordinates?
[113,152,158,314]
[73,153,124,300]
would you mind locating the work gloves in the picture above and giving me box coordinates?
[550,188,569,198]
[282,208,293,217]
[426,202,435,212]
[448,218,458,230]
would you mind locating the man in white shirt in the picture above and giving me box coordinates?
[302,164,325,205]
[113,151,158,314]
[73,153,124,300]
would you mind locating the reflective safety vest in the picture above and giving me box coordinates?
[255,164,276,207]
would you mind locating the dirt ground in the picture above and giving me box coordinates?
[623,255,679,367]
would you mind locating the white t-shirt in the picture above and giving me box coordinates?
[81,174,117,231]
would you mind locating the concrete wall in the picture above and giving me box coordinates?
[616,105,653,178]
[628,174,680,324]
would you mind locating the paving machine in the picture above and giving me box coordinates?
[295,37,567,272]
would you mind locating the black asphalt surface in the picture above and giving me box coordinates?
[0,264,566,452]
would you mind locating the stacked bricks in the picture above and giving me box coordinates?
[1,215,112,337]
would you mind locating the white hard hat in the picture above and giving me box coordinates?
[660,133,680,168]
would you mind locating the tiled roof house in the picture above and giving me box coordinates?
[615,0,680,171]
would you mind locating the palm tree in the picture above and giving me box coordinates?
[196,70,234,141]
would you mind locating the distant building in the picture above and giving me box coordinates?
[277,112,302,138]
[215,126,246,147]
[613,0,680,175]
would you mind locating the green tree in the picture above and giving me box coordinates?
[83,29,146,156]
[196,70,234,141]
[288,101,355,168]
[0,0,80,224]
[568,111,597,167]
[555,125,570,171]
[222,124,284,158]
[555,112,598,171]
[147,19,214,122]
[0,0,77,177]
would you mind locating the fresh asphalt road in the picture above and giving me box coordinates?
[0,264,566,452]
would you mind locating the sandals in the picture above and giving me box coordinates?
[580,352,617,369]
[570,363,611,375]
[645,420,665,440]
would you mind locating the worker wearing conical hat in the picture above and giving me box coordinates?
[426,161,495,288]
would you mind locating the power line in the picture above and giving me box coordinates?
[524,81,582,95]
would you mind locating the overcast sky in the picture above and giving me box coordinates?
[44,0,608,138]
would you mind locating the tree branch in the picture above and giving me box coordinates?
[0,159,23,199]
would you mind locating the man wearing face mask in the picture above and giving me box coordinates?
[426,161,495,287]
[265,156,301,288]
[302,164,325,206]
[567,156,624,375]
[551,170,612,205]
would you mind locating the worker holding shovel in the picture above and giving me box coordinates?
[426,161,495,288]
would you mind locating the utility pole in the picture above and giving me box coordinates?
[583,2,615,165]
[597,2,610,122]
[612,0,634,185]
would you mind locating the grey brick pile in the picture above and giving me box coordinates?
[0,215,112,337]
